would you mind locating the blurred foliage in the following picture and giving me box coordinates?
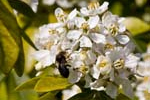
[0,0,150,100]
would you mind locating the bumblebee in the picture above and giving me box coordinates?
[56,51,70,78]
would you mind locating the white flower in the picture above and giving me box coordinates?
[137,44,150,76]
[42,0,73,8]
[32,45,58,67]
[91,55,111,79]
[79,36,92,48]
[75,15,99,29]
[135,77,150,100]
[62,85,81,100]
[89,33,106,44]
[90,79,106,91]
[80,1,109,16]
[55,8,78,27]
[102,12,129,44]
[106,47,139,70]
[35,23,64,49]
[68,68,83,83]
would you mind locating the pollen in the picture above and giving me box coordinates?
[81,23,89,30]
[99,59,108,68]
[104,43,114,50]
[44,42,54,50]
[79,65,89,74]
[49,29,58,34]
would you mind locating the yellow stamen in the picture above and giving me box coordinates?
[88,2,99,10]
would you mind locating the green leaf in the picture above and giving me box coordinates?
[15,77,40,91]
[0,81,7,100]
[116,93,131,100]
[96,91,113,100]
[0,0,24,76]
[34,76,72,92]
[39,92,58,100]
[69,89,94,100]
[69,90,113,100]
[123,17,150,36]
[21,32,38,50]
[0,21,19,74]
[8,0,35,18]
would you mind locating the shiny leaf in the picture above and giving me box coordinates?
[0,21,19,74]
[34,76,72,92]
[123,17,150,36]
[15,77,40,91]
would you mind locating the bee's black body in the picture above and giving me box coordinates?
[56,52,69,78]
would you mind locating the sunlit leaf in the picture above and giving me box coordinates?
[34,76,72,92]
[0,1,24,76]
[8,0,35,18]
[123,17,150,36]
[0,21,19,74]
[15,77,40,91]
[0,81,7,100]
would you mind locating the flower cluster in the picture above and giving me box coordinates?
[135,44,150,100]
[33,1,139,98]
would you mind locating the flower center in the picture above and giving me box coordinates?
[80,50,87,61]
[49,29,58,34]
[56,13,66,22]
[81,22,89,30]
[78,65,89,74]
[104,43,114,50]
[99,59,108,68]
[88,2,99,10]
[44,42,54,50]
[109,24,118,36]
[113,58,124,69]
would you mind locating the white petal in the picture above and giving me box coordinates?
[91,65,100,79]
[87,50,97,64]
[68,9,77,20]
[67,30,82,40]
[98,1,109,14]
[79,36,92,48]
[80,7,89,16]
[106,83,118,98]
[35,62,42,71]
[56,0,73,8]
[68,69,82,83]
[116,35,130,44]
[32,50,50,61]
[42,0,55,5]
[118,24,126,32]
[89,33,106,44]
[125,54,139,69]
[88,15,99,29]
[75,17,86,28]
